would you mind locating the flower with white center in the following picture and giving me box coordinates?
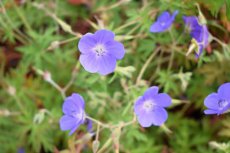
[78,29,125,75]
[134,86,172,127]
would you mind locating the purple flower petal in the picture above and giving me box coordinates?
[183,16,199,30]
[95,29,115,43]
[195,44,203,58]
[97,54,116,75]
[60,115,79,131]
[105,41,125,60]
[134,96,145,116]
[150,22,166,33]
[137,107,168,127]
[71,93,85,108]
[217,83,230,100]
[152,107,168,126]
[137,110,155,127]
[204,109,218,115]
[86,119,93,132]
[150,10,178,33]
[172,10,179,18]
[62,93,85,115]
[153,93,172,107]
[157,11,171,22]
[203,26,209,46]
[143,86,159,100]
[80,53,99,73]
[191,25,209,45]
[69,124,80,135]
[191,25,203,42]
[78,33,96,54]
[204,93,219,109]
[17,148,25,153]
[62,100,81,116]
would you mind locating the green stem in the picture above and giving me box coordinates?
[85,115,136,129]
[12,95,27,116]
[63,62,80,92]
[97,138,112,153]
[136,47,160,85]
[114,20,138,33]
[211,35,230,51]
[48,79,66,99]
[85,116,110,128]
[167,28,176,70]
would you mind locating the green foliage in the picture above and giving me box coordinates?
[0,0,230,152]
[199,0,226,17]
[156,70,178,94]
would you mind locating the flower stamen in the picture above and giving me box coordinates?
[218,100,229,109]
[93,44,106,56]
[143,100,155,111]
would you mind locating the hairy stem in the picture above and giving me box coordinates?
[136,47,160,85]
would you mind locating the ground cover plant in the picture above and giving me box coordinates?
[1,0,230,153]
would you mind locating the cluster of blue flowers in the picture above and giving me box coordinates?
[150,10,209,57]
[59,10,230,135]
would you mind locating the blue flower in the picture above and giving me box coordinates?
[17,148,25,153]
[134,86,172,127]
[183,16,209,57]
[204,83,230,115]
[60,93,85,135]
[85,118,93,133]
[78,29,125,75]
[150,10,178,33]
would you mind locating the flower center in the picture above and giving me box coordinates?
[93,44,106,56]
[143,100,155,111]
[71,111,84,120]
[218,100,229,109]
[161,22,166,26]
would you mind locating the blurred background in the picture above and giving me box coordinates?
[1,0,230,153]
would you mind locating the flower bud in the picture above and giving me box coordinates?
[48,41,60,50]
[7,86,16,96]
[196,3,207,25]
[92,140,100,153]
[43,71,52,83]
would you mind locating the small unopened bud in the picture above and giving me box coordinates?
[92,140,100,153]
[7,86,16,96]
[48,41,60,50]
[122,0,131,4]
[43,71,52,82]
[56,18,73,33]
[160,124,172,134]
[209,141,230,151]
[186,39,197,56]
[0,109,10,116]
[196,3,207,25]
[116,66,136,78]
[21,0,26,4]
[33,109,48,124]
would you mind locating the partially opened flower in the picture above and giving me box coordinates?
[60,93,85,135]
[150,10,178,33]
[134,86,172,127]
[183,16,209,57]
[204,83,230,115]
[78,29,125,75]
[85,118,93,133]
